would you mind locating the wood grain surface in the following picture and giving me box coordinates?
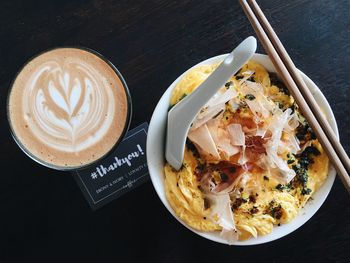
[0,0,349,262]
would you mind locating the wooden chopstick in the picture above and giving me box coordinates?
[239,0,350,193]
[247,0,350,180]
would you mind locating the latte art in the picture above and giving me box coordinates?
[25,60,115,152]
[8,48,130,169]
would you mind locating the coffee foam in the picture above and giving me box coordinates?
[8,48,129,168]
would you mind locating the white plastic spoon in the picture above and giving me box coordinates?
[165,36,257,170]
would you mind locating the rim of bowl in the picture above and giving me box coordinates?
[147,53,338,245]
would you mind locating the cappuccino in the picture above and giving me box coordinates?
[8,48,131,169]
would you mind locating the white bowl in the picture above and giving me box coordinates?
[146,53,339,245]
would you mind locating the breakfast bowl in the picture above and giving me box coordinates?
[146,53,338,245]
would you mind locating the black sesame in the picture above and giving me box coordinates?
[245,94,256,100]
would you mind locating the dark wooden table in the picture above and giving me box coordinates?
[1,0,349,262]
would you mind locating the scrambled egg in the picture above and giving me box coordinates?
[164,60,329,240]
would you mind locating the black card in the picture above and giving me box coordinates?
[74,122,149,210]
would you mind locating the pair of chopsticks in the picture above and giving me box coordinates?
[240,0,350,193]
